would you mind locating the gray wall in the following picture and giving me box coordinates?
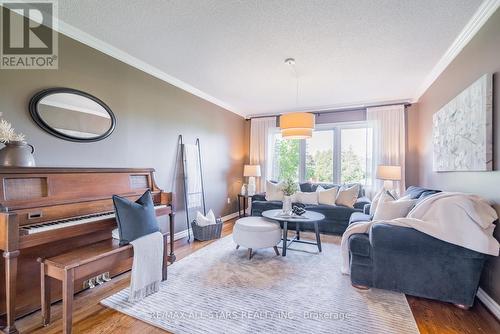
[0,33,248,233]
[315,109,366,124]
[407,8,500,302]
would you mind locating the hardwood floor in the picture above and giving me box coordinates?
[15,219,499,334]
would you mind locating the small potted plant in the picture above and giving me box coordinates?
[281,177,297,214]
[0,117,35,167]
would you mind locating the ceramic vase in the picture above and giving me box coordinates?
[282,195,293,214]
[0,141,36,167]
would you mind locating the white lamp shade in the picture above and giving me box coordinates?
[244,165,261,177]
[280,112,315,139]
[280,128,313,139]
[376,165,401,180]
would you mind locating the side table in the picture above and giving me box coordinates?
[237,194,253,218]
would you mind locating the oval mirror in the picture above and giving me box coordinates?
[29,88,116,142]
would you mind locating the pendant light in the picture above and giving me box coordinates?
[280,58,315,139]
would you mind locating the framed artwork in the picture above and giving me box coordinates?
[433,74,493,172]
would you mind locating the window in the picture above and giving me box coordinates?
[305,131,334,182]
[341,127,372,184]
[269,133,300,181]
[269,122,372,185]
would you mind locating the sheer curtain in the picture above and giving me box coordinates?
[249,117,277,193]
[367,104,406,196]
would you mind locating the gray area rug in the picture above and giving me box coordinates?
[101,235,419,334]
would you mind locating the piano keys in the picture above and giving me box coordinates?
[0,167,175,334]
[20,204,167,235]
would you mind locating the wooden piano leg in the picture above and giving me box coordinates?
[168,212,176,263]
[41,263,51,326]
[3,251,19,334]
[62,269,75,334]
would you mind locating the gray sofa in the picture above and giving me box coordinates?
[251,182,370,235]
[348,186,491,307]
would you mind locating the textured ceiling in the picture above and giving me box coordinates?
[57,0,484,116]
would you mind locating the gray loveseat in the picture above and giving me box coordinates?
[251,182,370,235]
[348,186,491,308]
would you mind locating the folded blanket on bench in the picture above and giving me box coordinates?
[129,231,164,302]
[341,192,499,274]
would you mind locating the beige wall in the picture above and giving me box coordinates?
[0,33,248,233]
[405,104,420,186]
[407,9,500,302]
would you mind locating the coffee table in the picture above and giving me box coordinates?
[262,209,325,256]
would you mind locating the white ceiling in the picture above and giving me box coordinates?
[55,0,486,117]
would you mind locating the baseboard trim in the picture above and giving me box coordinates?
[477,287,500,320]
[221,212,239,222]
[170,212,238,242]
[171,229,191,241]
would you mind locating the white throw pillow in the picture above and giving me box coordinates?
[373,196,417,221]
[295,191,318,205]
[398,194,412,201]
[265,181,284,201]
[316,186,338,206]
[335,184,360,208]
[196,209,216,227]
[370,189,392,215]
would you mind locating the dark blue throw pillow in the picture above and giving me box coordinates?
[112,190,159,246]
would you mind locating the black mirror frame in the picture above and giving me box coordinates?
[29,87,116,143]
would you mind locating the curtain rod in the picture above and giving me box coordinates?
[247,102,412,119]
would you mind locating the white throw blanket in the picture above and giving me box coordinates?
[341,192,499,274]
[129,231,164,302]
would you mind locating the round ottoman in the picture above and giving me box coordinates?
[233,216,282,259]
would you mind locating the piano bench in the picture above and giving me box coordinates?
[37,237,168,334]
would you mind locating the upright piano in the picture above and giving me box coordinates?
[0,167,174,333]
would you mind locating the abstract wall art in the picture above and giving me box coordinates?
[433,74,493,172]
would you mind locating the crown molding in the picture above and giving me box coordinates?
[415,0,500,100]
[245,97,415,119]
[48,18,245,118]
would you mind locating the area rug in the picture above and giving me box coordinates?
[101,235,419,334]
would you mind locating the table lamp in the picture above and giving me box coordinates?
[244,165,261,196]
[376,165,401,193]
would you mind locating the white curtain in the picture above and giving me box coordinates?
[367,104,406,196]
[249,117,277,193]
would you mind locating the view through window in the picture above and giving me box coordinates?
[270,133,300,181]
[269,123,372,185]
[341,127,372,184]
[305,131,334,182]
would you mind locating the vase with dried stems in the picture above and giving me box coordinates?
[0,118,36,167]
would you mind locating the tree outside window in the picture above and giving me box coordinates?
[273,136,300,181]
[269,124,372,184]
[305,130,334,182]
[341,145,366,183]
[340,128,370,184]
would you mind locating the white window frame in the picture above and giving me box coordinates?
[270,121,373,184]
